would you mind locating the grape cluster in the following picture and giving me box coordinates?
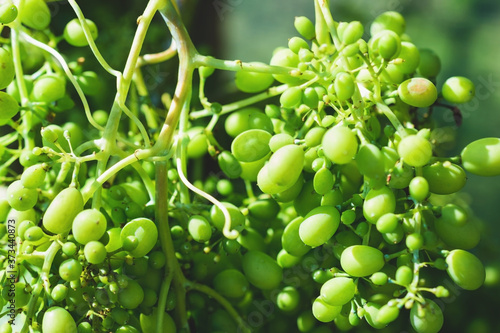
[0,1,498,333]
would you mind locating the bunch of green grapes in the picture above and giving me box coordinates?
[0,1,498,333]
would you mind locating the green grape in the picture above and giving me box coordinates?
[224,107,273,137]
[410,299,444,333]
[383,223,404,244]
[235,64,274,93]
[72,208,107,245]
[370,272,388,285]
[298,205,340,247]
[6,180,38,211]
[288,36,309,54]
[237,227,266,251]
[148,251,166,269]
[33,74,66,103]
[209,202,245,231]
[231,129,272,162]
[334,72,355,101]
[461,137,500,176]
[217,151,242,179]
[188,215,212,243]
[313,167,334,195]
[258,144,304,193]
[77,322,92,333]
[397,134,432,167]
[363,302,386,329]
[247,198,280,220]
[43,187,84,235]
[302,86,319,108]
[282,216,311,256]
[269,48,303,85]
[304,127,326,148]
[446,249,485,290]
[199,65,215,78]
[20,163,47,189]
[355,143,386,181]
[42,307,77,333]
[406,232,424,251]
[0,91,20,120]
[51,284,69,303]
[274,172,304,203]
[442,76,475,104]
[322,126,358,164]
[62,242,78,256]
[213,269,249,299]
[340,245,385,277]
[0,3,17,24]
[294,16,315,40]
[434,213,480,250]
[118,279,144,309]
[277,286,300,312]
[24,225,44,242]
[422,162,466,194]
[216,179,233,196]
[312,297,342,323]
[76,71,101,96]
[59,258,83,282]
[394,41,420,74]
[370,11,406,36]
[395,265,413,285]
[377,30,401,60]
[376,213,399,233]
[297,311,316,332]
[64,18,99,47]
[120,218,158,257]
[398,78,437,108]
[320,277,355,306]
[418,48,441,78]
[339,21,364,45]
[376,303,400,325]
[84,241,107,264]
[409,176,429,201]
[186,126,208,159]
[277,248,302,268]
[280,86,302,108]
[363,185,396,224]
[269,133,294,152]
[242,250,283,290]
[115,325,140,333]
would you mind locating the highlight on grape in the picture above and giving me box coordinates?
[0,1,498,332]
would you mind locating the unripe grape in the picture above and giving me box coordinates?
[422,162,466,194]
[224,107,273,138]
[395,265,413,285]
[397,134,433,167]
[42,307,77,333]
[235,64,274,93]
[441,76,475,104]
[340,21,364,45]
[269,133,294,152]
[270,48,303,85]
[84,241,107,264]
[363,186,396,224]
[51,284,69,303]
[409,176,429,201]
[33,74,66,103]
[213,269,249,299]
[406,232,424,251]
[320,277,355,306]
[394,41,420,74]
[376,213,399,233]
[0,3,17,24]
[313,167,334,195]
[20,0,51,30]
[340,245,385,277]
[288,36,309,54]
[370,11,406,36]
[370,272,388,285]
[64,18,99,47]
[398,78,437,108]
[322,126,358,164]
[299,205,340,247]
[312,297,342,323]
[188,215,212,243]
[418,48,441,78]
[72,208,107,245]
[410,299,444,333]
[118,279,144,309]
[282,216,311,257]
[363,302,386,329]
[461,137,500,176]
[446,249,485,290]
[24,226,44,242]
[294,16,315,40]
[0,91,20,120]
[231,129,272,163]
[218,151,242,179]
[280,86,302,108]
[242,250,283,290]
[6,180,38,211]
[277,286,300,312]
[377,303,400,325]
[377,31,401,60]
[59,258,83,282]
[334,72,355,101]
[120,218,158,257]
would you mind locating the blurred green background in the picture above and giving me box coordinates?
[50,0,500,332]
